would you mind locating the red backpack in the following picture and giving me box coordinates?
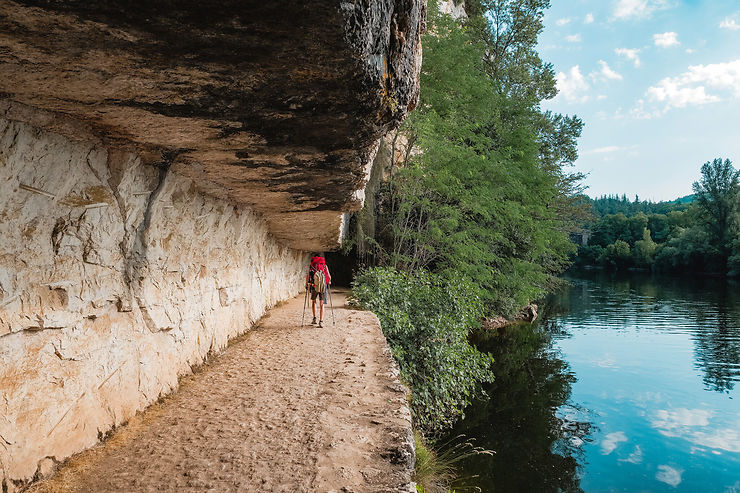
[309,257,328,294]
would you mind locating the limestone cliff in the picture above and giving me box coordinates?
[0,116,308,486]
[0,0,425,251]
[0,1,425,487]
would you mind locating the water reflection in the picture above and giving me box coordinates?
[449,320,590,492]
[449,271,740,492]
[559,271,740,395]
[694,309,740,393]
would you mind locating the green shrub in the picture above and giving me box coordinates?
[351,267,494,436]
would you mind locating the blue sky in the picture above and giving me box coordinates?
[539,0,740,201]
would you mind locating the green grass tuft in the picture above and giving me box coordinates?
[414,432,494,493]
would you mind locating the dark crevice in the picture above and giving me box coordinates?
[124,149,178,332]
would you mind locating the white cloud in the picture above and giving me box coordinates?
[649,408,740,454]
[555,66,590,103]
[725,480,740,493]
[613,0,673,20]
[645,59,740,112]
[556,17,571,26]
[566,34,582,42]
[615,48,641,67]
[585,13,595,24]
[654,31,680,47]
[619,445,644,464]
[652,409,713,433]
[596,60,623,80]
[583,146,624,155]
[656,465,683,487]
[685,48,695,54]
[720,18,740,30]
[600,431,628,455]
[648,84,719,109]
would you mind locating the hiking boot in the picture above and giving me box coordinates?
[311,317,317,325]
[318,320,323,328]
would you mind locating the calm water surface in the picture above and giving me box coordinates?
[450,271,740,492]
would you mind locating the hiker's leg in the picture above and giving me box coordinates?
[319,297,324,321]
[312,298,317,318]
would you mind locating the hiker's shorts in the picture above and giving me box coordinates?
[310,288,324,301]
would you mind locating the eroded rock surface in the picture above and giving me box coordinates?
[0,118,306,487]
[0,0,425,250]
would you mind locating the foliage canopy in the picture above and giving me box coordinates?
[575,158,740,275]
[350,0,587,440]
[359,1,583,316]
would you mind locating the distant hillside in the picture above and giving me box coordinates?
[587,194,693,218]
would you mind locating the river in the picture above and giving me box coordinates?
[449,271,740,492]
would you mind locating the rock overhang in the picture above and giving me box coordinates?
[0,0,425,251]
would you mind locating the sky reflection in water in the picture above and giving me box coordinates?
[554,272,740,492]
[451,271,740,492]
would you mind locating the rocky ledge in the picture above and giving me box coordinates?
[0,0,425,250]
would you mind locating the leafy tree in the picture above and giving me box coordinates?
[466,0,556,103]
[573,244,603,267]
[589,213,647,248]
[468,0,587,235]
[653,227,720,273]
[728,239,740,277]
[647,214,670,243]
[598,239,631,270]
[633,228,657,267]
[692,158,740,266]
[348,0,588,441]
[368,3,580,315]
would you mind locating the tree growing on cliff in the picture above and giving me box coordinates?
[467,0,587,231]
[370,1,582,315]
[352,0,588,442]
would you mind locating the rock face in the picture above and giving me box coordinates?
[0,117,308,487]
[0,0,425,251]
[0,1,424,487]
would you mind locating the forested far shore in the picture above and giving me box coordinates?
[574,158,740,276]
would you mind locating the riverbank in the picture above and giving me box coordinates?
[26,290,414,493]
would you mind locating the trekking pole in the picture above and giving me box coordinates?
[301,268,309,327]
[301,287,308,327]
[327,284,336,326]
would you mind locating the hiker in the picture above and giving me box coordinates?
[305,255,331,327]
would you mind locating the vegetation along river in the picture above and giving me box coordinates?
[449,271,740,492]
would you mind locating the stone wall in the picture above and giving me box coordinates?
[0,118,308,487]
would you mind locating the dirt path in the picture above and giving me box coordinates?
[28,290,414,493]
